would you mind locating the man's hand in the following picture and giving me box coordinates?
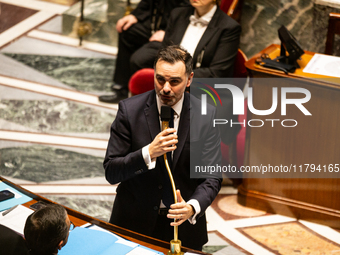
[149,128,177,160]
[149,30,165,42]
[116,14,138,33]
[168,190,194,226]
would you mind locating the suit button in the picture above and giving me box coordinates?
[153,206,158,211]
[135,169,143,175]
[158,185,162,189]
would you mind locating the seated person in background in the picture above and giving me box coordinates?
[99,0,189,104]
[129,0,241,81]
[24,203,71,255]
[0,203,71,255]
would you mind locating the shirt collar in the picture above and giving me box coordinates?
[156,92,184,117]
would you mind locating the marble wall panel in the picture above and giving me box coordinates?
[0,140,107,159]
[240,0,313,57]
[0,54,74,90]
[5,54,115,92]
[1,37,115,59]
[240,0,340,57]
[0,100,115,133]
[44,195,113,221]
[0,145,104,183]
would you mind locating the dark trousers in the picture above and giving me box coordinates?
[150,214,203,252]
[113,19,151,88]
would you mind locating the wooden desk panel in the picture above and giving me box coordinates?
[238,44,340,228]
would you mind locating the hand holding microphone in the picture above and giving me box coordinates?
[148,106,178,160]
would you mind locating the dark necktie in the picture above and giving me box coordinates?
[166,109,174,167]
[163,108,174,208]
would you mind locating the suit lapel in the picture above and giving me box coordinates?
[145,90,160,141]
[144,90,168,175]
[172,9,192,44]
[193,8,222,62]
[144,91,190,172]
[173,93,190,171]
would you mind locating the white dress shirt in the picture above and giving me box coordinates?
[180,5,217,57]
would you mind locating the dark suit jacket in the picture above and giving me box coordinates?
[104,90,221,247]
[163,6,241,77]
[0,225,28,255]
[131,0,189,30]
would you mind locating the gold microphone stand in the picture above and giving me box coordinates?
[162,121,184,255]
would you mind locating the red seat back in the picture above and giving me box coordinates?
[128,68,154,96]
[234,49,248,78]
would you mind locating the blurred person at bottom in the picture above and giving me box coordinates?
[24,203,72,255]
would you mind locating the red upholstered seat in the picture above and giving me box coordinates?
[128,68,155,96]
[220,0,235,15]
[233,49,247,78]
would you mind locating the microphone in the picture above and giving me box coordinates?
[160,106,182,253]
[160,105,172,131]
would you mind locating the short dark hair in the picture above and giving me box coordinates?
[154,45,193,76]
[24,204,69,255]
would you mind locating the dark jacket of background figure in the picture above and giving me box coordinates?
[0,224,29,255]
[113,0,189,87]
[104,90,222,248]
[163,6,241,77]
[131,0,189,31]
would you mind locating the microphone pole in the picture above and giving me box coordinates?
[160,106,184,255]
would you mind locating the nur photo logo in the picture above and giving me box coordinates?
[193,78,312,128]
[196,82,222,115]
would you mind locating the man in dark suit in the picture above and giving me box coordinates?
[130,1,242,147]
[104,45,222,251]
[130,2,241,79]
[99,0,189,104]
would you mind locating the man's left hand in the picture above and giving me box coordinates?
[167,190,194,226]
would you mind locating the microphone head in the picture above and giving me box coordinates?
[161,106,172,121]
